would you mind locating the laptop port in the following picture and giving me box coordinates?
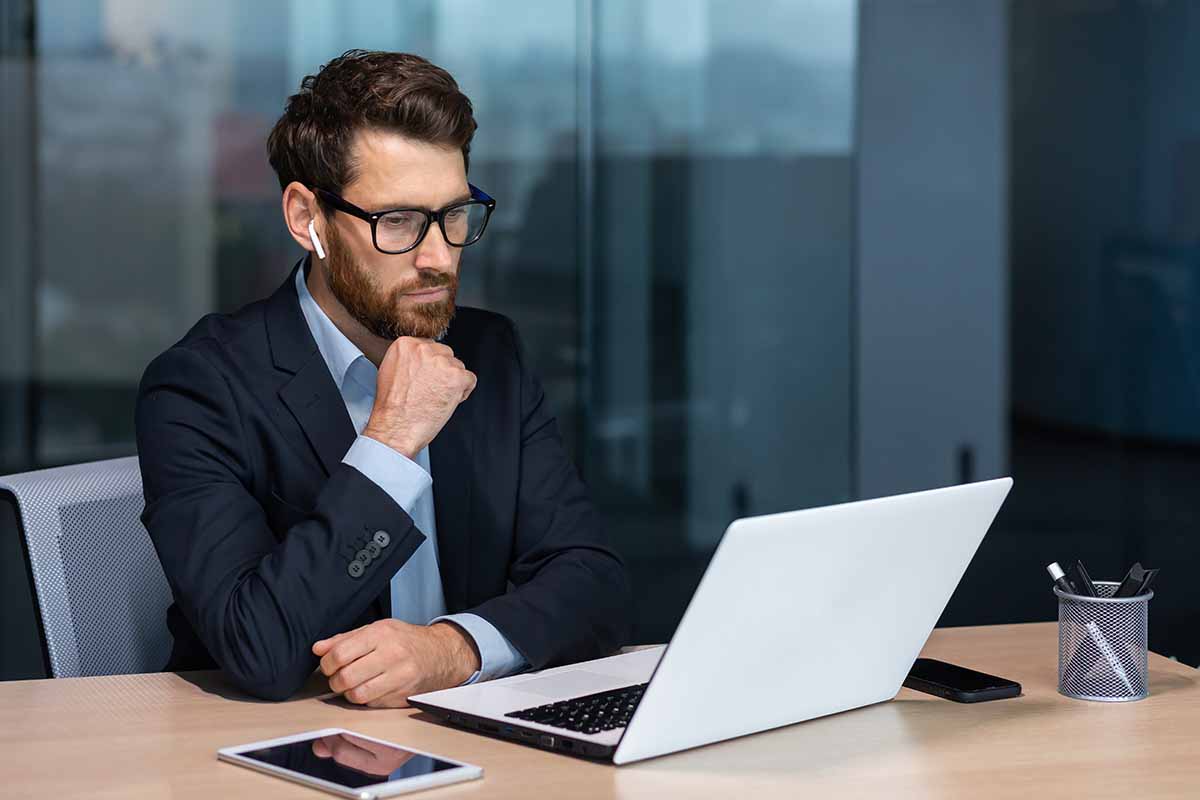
[480,722,499,733]
[561,740,574,750]
[539,735,555,748]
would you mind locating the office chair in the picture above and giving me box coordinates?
[0,457,173,678]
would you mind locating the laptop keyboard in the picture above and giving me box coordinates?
[505,683,648,735]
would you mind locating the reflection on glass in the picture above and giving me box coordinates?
[588,0,857,638]
[240,732,455,788]
[14,0,856,643]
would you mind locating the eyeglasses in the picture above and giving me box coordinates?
[314,184,496,255]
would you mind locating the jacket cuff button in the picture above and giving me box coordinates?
[373,530,391,548]
[347,560,365,578]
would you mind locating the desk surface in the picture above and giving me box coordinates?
[1,623,1196,799]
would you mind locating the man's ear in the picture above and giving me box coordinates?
[282,182,324,256]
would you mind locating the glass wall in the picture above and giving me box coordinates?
[1002,0,1200,665]
[589,1,856,634]
[2,0,857,643]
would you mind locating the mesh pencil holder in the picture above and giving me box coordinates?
[1054,581,1152,702]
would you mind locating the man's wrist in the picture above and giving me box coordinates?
[431,621,481,686]
[362,424,417,460]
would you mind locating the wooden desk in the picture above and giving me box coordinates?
[1,623,1196,798]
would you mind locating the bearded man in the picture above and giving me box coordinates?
[135,50,631,703]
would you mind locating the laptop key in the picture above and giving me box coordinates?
[504,683,649,735]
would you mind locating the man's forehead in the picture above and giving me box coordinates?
[346,128,467,207]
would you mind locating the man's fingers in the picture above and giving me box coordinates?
[402,337,452,358]
[312,632,346,657]
[342,671,397,707]
[313,623,370,656]
[459,370,477,403]
[327,649,387,695]
[365,687,414,709]
[312,737,334,758]
[318,629,376,676]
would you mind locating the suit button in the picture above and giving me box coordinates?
[356,548,372,564]
[373,530,391,548]
[347,560,365,578]
[365,541,382,559]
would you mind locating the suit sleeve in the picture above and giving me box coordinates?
[466,320,634,669]
[136,345,426,701]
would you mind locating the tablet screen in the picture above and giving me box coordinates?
[239,732,459,789]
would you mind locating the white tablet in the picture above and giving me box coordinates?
[218,728,483,799]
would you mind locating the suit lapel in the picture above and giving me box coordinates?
[277,356,357,477]
[266,260,357,477]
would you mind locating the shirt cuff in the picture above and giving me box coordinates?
[434,613,528,685]
[342,435,432,516]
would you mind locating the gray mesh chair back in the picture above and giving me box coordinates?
[0,457,173,677]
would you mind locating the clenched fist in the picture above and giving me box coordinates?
[363,337,476,458]
[313,619,481,707]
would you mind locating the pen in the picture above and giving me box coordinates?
[1046,562,1078,595]
[1069,560,1099,597]
[1084,619,1135,695]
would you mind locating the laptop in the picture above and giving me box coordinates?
[409,477,1013,765]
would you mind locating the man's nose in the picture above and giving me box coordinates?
[413,221,454,272]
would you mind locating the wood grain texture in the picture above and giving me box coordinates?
[0,623,1195,799]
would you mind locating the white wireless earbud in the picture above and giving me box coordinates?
[307,220,327,260]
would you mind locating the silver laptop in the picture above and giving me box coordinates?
[409,477,1013,765]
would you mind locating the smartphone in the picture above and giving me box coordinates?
[218,728,482,798]
[903,658,1021,703]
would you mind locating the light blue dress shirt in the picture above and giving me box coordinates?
[295,267,526,683]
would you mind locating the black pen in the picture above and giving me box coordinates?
[1069,560,1099,597]
[1046,562,1078,595]
[1113,563,1146,598]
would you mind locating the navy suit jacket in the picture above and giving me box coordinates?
[135,263,631,700]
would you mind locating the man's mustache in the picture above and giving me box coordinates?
[396,270,456,294]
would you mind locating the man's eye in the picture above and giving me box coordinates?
[381,213,418,228]
[444,208,466,221]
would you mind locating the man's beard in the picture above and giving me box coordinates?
[323,224,458,341]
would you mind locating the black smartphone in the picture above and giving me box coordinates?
[903,658,1021,703]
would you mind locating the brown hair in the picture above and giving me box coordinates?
[267,50,477,199]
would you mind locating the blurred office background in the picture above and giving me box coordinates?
[2,0,1198,678]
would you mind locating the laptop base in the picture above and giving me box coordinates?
[408,701,617,761]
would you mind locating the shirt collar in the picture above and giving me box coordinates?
[295,262,373,392]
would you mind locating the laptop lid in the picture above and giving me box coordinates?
[612,477,1012,765]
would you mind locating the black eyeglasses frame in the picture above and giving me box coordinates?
[313,184,496,255]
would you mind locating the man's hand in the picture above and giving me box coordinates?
[312,619,481,708]
[363,337,477,459]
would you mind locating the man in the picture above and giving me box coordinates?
[136,50,631,704]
